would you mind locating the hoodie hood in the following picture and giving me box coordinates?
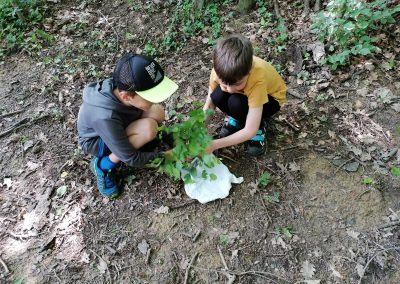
[83,78,139,114]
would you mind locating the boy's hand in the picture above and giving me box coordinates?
[204,141,216,154]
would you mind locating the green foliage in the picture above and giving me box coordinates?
[256,0,273,29]
[311,0,400,69]
[275,226,293,239]
[264,191,280,203]
[145,0,227,53]
[151,109,220,183]
[218,234,229,246]
[361,176,374,185]
[258,171,270,187]
[0,0,54,58]
[391,166,400,177]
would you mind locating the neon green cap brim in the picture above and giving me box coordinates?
[136,76,178,103]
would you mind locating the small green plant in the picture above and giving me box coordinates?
[264,192,280,203]
[275,226,293,239]
[144,41,158,56]
[218,234,229,246]
[151,109,220,184]
[361,176,374,185]
[311,0,400,69]
[256,0,273,29]
[391,166,400,177]
[258,171,270,187]
[0,0,54,58]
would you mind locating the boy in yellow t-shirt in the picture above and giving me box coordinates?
[203,34,287,156]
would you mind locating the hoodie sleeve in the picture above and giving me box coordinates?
[93,118,159,168]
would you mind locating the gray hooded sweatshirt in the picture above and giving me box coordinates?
[77,78,159,167]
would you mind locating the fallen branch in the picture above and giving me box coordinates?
[0,109,24,119]
[377,220,400,230]
[287,88,305,99]
[0,114,49,139]
[273,0,281,18]
[183,252,198,284]
[218,246,236,284]
[357,247,400,284]
[0,256,9,274]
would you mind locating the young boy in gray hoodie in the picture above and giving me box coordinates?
[77,54,178,198]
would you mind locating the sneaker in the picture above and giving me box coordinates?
[90,157,119,199]
[219,116,242,138]
[245,121,267,156]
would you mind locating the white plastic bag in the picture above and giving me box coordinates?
[181,155,244,204]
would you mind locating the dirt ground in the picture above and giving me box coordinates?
[0,1,399,283]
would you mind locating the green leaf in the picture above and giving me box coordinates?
[359,47,371,55]
[361,176,374,185]
[282,227,293,239]
[126,175,136,185]
[210,173,217,181]
[12,279,23,284]
[201,170,208,179]
[56,185,67,197]
[391,167,400,177]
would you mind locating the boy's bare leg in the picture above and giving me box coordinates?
[108,105,165,163]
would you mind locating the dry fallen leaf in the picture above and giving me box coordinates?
[97,257,108,274]
[301,260,316,279]
[2,178,12,189]
[138,239,149,255]
[154,205,169,214]
[346,229,360,240]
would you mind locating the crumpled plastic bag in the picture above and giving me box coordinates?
[181,156,244,204]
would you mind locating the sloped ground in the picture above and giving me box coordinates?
[0,1,399,283]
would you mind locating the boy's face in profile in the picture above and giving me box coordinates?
[220,75,248,94]
[119,90,153,111]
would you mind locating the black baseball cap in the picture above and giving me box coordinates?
[113,53,178,103]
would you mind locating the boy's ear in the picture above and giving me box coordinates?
[119,90,135,101]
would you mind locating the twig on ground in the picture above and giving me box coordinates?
[192,230,201,242]
[282,118,301,132]
[169,200,197,210]
[333,157,354,175]
[287,88,305,99]
[0,256,10,274]
[183,252,198,284]
[357,247,400,284]
[146,248,151,265]
[377,221,400,230]
[53,270,63,283]
[0,114,49,139]
[191,265,290,284]
[97,11,119,61]
[218,246,236,284]
[273,0,281,18]
[0,109,24,119]
[219,154,238,164]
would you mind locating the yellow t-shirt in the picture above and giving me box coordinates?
[209,56,287,108]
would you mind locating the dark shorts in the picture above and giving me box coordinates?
[79,136,111,157]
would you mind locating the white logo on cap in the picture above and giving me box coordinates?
[145,62,159,83]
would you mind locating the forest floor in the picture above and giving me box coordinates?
[0,1,399,283]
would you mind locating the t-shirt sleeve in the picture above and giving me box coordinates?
[209,68,219,91]
[247,63,287,107]
[93,118,159,167]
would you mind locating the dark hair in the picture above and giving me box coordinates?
[213,34,253,85]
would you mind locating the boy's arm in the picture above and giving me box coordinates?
[203,88,216,111]
[205,106,262,153]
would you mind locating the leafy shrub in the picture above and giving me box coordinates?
[0,0,54,58]
[311,0,400,69]
[151,109,220,184]
[137,0,228,55]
